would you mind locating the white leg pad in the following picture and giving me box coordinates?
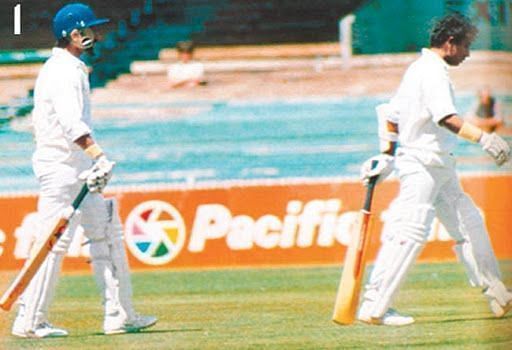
[86,198,136,329]
[455,195,501,288]
[362,198,403,299]
[359,236,394,322]
[453,242,483,287]
[437,191,502,289]
[106,198,135,321]
[370,238,423,318]
[19,212,80,332]
[363,233,395,301]
[21,253,63,332]
[89,239,125,319]
[368,205,433,319]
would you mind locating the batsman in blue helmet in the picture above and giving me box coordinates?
[11,3,157,338]
[53,2,109,51]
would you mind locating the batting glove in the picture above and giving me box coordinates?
[479,133,510,166]
[360,154,394,186]
[79,155,115,193]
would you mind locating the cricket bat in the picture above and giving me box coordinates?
[332,164,379,325]
[0,184,89,311]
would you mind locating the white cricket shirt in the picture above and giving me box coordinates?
[389,48,458,155]
[32,48,93,177]
[167,61,204,85]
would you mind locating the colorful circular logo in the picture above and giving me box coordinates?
[125,200,186,265]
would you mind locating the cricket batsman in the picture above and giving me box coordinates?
[357,13,511,325]
[11,3,157,337]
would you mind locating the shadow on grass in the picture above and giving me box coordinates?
[83,328,204,337]
[425,314,510,324]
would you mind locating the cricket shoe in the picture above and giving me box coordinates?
[12,321,68,338]
[489,299,512,318]
[104,314,157,335]
[484,283,512,318]
[358,305,414,326]
[11,313,26,338]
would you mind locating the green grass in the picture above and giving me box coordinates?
[1,261,511,349]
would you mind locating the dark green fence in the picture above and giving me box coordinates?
[353,0,512,54]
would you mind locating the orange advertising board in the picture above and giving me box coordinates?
[0,175,510,271]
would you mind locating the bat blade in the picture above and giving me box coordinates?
[332,169,377,325]
[332,211,372,325]
[0,217,69,311]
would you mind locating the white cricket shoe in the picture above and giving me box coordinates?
[484,283,512,318]
[11,313,27,338]
[487,292,512,318]
[489,298,512,318]
[358,307,415,326]
[104,314,157,335]
[12,322,68,338]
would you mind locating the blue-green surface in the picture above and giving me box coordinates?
[1,96,510,194]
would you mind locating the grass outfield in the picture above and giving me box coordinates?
[0,261,511,349]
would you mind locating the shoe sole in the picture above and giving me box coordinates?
[381,319,415,326]
[35,333,68,338]
[11,331,27,338]
[104,319,157,335]
[13,331,68,338]
[358,316,387,325]
[493,301,512,318]
[358,317,414,326]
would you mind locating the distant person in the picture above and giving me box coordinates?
[167,41,206,88]
[466,88,504,132]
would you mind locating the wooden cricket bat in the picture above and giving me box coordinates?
[332,167,378,325]
[0,185,89,311]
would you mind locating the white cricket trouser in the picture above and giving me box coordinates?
[363,151,504,318]
[18,164,136,332]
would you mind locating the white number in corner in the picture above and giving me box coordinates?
[14,3,21,35]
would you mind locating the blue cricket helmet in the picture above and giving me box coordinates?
[52,3,110,39]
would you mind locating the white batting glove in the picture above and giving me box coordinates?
[360,154,394,186]
[79,155,115,193]
[479,133,510,166]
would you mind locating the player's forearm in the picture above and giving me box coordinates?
[439,114,463,133]
[440,114,483,142]
[75,134,105,159]
[440,114,497,143]
[442,113,510,166]
[380,121,398,156]
[375,103,399,156]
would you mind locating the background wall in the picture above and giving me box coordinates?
[353,0,512,53]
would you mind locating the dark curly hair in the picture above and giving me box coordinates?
[430,13,478,47]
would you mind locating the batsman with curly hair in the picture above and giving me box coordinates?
[357,13,511,326]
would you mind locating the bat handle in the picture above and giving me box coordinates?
[354,160,379,277]
[363,160,379,211]
[72,184,89,210]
